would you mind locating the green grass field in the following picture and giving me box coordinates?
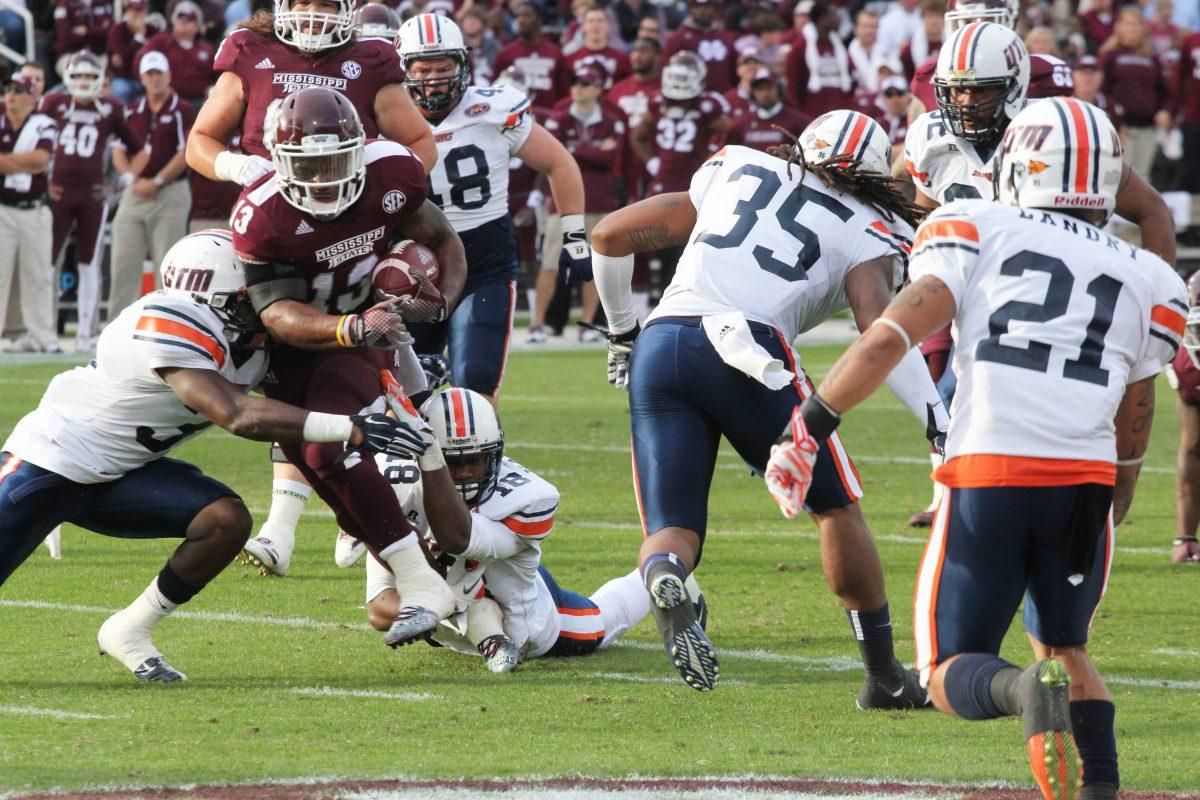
[0,346,1197,796]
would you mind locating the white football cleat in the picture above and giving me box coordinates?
[334,530,366,569]
[97,612,186,683]
[44,526,62,559]
[238,532,293,577]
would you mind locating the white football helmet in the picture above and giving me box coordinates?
[661,51,706,101]
[269,87,366,221]
[160,230,261,346]
[800,110,892,175]
[64,50,104,101]
[352,3,400,41]
[274,0,354,53]
[944,0,1019,33]
[491,65,533,96]
[397,13,470,114]
[995,97,1123,224]
[421,388,504,507]
[934,22,1029,144]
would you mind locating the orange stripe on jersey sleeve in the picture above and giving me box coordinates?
[557,629,606,640]
[870,220,912,253]
[913,219,980,248]
[557,605,602,617]
[935,454,1116,488]
[503,515,554,536]
[1151,304,1186,336]
[136,316,226,368]
[905,159,929,183]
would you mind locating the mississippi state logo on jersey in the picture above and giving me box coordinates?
[904,110,997,204]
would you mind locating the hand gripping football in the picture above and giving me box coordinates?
[372,240,441,302]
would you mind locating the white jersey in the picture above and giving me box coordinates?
[910,201,1186,481]
[3,293,268,484]
[366,453,563,658]
[904,110,997,205]
[428,85,534,232]
[650,145,912,343]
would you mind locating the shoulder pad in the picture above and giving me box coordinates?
[364,138,418,164]
[478,457,560,526]
[131,294,232,367]
[461,85,532,130]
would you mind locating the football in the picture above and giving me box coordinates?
[372,239,440,301]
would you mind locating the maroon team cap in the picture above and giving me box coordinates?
[738,48,765,65]
[572,63,605,86]
[172,1,202,22]
[126,0,148,8]
[1074,55,1100,71]
[4,73,34,92]
[750,67,779,86]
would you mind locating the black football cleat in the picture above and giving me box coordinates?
[132,656,187,683]
[1019,659,1082,800]
[646,565,719,692]
[857,660,930,710]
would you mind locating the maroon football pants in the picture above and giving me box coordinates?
[263,346,415,552]
[51,188,108,269]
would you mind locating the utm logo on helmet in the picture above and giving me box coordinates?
[160,230,263,347]
[996,97,1123,225]
[269,87,367,221]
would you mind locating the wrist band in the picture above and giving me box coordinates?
[335,315,351,347]
[1115,456,1145,466]
[418,440,446,471]
[872,317,912,351]
[302,412,354,442]
[798,393,841,442]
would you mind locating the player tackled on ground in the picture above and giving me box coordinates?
[769,98,1185,800]
[0,232,428,682]
[589,110,948,699]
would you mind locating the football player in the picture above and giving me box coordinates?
[40,51,142,354]
[361,388,694,671]
[0,231,427,683]
[770,98,1184,800]
[351,3,400,42]
[1167,272,1200,564]
[230,87,467,646]
[588,111,947,699]
[902,21,1176,527]
[397,14,590,402]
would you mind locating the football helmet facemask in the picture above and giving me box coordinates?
[274,0,355,53]
[160,230,263,348]
[269,86,366,221]
[352,3,400,41]
[65,50,104,102]
[421,388,504,507]
[397,14,471,115]
[943,0,1019,33]
[661,51,706,101]
[934,22,1029,144]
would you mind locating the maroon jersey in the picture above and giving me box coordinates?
[492,38,570,109]
[107,20,161,80]
[784,38,856,118]
[608,74,660,129]
[911,53,1074,112]
[1176,33,1200,125]
[855,95,908,146]
[138,33,217,103]
[644,91,730,195]
[564,46,632,89]
[121,92,195,179]
[723,87,752,119]
[725,105,812,153]
[54,0,112,57]
[1101,48,1169,126]
[543,104,627,213]
[1173,346,1200,405]
[231,139,428,316]
[40,93,140,187]
[0,106,56,203]
[214,29,405,159]
[662,24,738,94]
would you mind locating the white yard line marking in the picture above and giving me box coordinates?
[1150,648,1200,658]
[0,704,112,720]
[0,599,372,631]
[289,687,434,701]
[1106,676,1200,691]
[612,641,861,671]
[339,790,951,800]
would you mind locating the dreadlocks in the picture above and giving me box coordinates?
[767,128,929,230]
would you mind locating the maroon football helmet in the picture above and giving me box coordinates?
[944,0,1019,32]
[269,86,366,220]
[352,3,400,41]
[65,50,104,101]
[1027,54,1074,99]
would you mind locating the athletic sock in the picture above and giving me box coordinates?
[381,534,452,615]
[258,479,311,546]
[941,653,1019,720]
[123,564,200,629]
[639,552,687,588]
[1071,699,1119,788]
[845,603,899,682]
[591,568,651,649]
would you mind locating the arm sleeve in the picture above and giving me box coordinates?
[243,260,309,313]
[114,104,143,153]
[687,150,725,208]
[1131,262,1189,382]
[903,119,935,199]
[884,345,950,434]
[594,251,637,334]
[458,514,526,561]
[501,92,536,154]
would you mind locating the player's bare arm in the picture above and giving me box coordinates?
[843,256,900,332]
[590,192,697,257]
[186,72,246,181]
[393,199,467,310]
[1112,376,1156,526]
[516,124,585,215]
[374,83,438,173]
[1114,164,1176,267]
[0,149,49,174]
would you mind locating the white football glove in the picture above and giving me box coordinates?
[214,151,274,187]
[380,371,444,471]
[764,407,820,520]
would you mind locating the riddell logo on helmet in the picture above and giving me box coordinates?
[1053,196,1106,208]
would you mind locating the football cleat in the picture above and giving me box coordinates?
[646,565,719,691]
[384,606,441,648]
[97,612,186,684]
[238,534,292,577]
[685,573,708,631]
[1020,659,1083,800]
[477,634,520,673]
[334,530,366,569]
[857,660,930,710]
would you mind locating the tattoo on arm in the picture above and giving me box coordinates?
[628,223,683,251]
[1119,381,1156,460]
[900,278,944,310]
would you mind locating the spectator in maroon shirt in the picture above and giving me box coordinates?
[1099,7,1172,180]
[1175,29,1200,191]
[137,1,216,109]
[785,2,855,118]
[725,48,767,118]
[1080,0,1115,54]
[493,2,571,108]
[107,0,160,104]
[726,67,811,152]
[53,0,113,63]
[899,0,943,82]
[781,0,812,51]
[566,7,633,89]
[1146,0,1183,58]
[1073,55,1123,127]
[662,0,740,94]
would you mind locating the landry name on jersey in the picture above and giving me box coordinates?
[652,145,912,343]
[904,109,998,205]
[910,201,1186,472]
[3,294,268,484]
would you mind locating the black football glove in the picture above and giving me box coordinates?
[606,322,640,390]
[350,413,429,458]
[925,402,947,458]
[557,214,593,287]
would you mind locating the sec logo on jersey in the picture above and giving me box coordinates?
[465,103,490,117]
[382,190,407,214]
[341,60,362,80]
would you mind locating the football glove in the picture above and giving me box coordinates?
[341,299,412,349]
[395,270,449,324]
[380,371,444,471]
[605,322,640,390]
[349,412,429,458]
[764,407,820,520]
[558,214,593,286]
[214,151,274,187]
[925,402,947,458]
